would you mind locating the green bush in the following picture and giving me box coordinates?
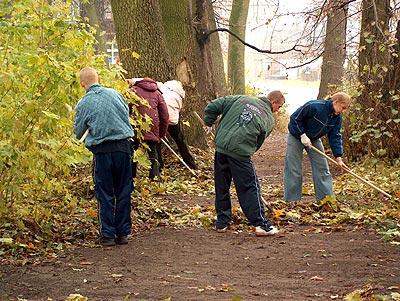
[0,0,123,222]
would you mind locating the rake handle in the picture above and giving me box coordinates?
[79,129,89,143]
[308,145,392,198]
[161,138,197,177]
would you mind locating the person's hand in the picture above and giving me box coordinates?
[300,133,312,147]
[335,157,350,172]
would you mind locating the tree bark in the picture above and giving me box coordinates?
[317,0,348,99]
[227,0,249,94]
[80,0,107,54]
[110,0,226,148]
[110,0,173,79]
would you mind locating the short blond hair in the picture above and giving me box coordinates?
[331,92,351,105]
[79,67,98,86]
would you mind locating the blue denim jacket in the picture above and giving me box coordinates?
[74,84,134,149]
[288,100,343,157]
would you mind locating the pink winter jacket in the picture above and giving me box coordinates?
[131,78,169,143]
[158,80,185,125]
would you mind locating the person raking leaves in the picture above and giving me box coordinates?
[203,90,285,236]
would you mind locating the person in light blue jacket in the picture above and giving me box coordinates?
[74,67,134,247]
[284,92,351,203]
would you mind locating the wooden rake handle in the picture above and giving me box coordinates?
[193,111,215,140]
[161,138,197,177]
[308,145,392,198]
[79,129,89,143]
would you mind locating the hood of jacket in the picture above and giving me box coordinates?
[163,80,185,98]
[134,78,159,92]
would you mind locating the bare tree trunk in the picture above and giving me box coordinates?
[317,0,348,99]
[227,0,249,94]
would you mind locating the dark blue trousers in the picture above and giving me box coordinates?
[93,152,133,239]
[214,152,272,229]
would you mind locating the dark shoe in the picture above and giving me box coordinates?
[255,225,279,236]
[96,237,116,246]
[116,235,128,245]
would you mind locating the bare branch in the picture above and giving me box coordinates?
[202,27,306,54]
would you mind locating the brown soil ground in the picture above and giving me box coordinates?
[1,134,399,301]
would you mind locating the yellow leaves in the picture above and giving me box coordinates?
[42,110,60,120]
[131,51,140,59]
[65,294,88,301]
[86,208,97,219]
[0,238,13,245]
[273,209,284,219]
[344,286,374,301]
[188,284,235,293]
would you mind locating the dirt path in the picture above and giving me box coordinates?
[1,134,399,301]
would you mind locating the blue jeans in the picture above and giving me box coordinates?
[214,152,272,229]
[93,152,133,238]
[284,133,334,202]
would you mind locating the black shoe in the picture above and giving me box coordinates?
[96,237,116,246]
[116,235,128,245]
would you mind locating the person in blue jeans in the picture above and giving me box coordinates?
[203,91,285,236]
[74,67,135,246]
[284,92,351,203]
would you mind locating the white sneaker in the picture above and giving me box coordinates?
[255,225,279,236]
[216,226,228,233]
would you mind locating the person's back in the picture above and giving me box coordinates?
[204,95,275,160]
[75,85,133,149]
[157,80,197,170]
[74,67,134,246]
[130,78,169,181]
[131,78,169,143]
[158,80,185,125]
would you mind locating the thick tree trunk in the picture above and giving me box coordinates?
[110,0,173,79]
[317,0,347,99]
[227,0,249,94]
[110,0,226,148]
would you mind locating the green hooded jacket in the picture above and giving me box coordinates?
[204,95,274,160]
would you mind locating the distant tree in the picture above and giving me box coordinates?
[227,0,250,94]
[80,0,107,54]
[317,0,348,99]
[343,0,400,161]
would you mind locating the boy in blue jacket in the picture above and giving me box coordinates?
[284,92,351,203]
[204,90,285,236]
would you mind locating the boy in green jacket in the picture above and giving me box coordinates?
[204,90,285,236]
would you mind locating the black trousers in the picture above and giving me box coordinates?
[132,141,162,181]
[214,152,272,229]
[157,121,197,170]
